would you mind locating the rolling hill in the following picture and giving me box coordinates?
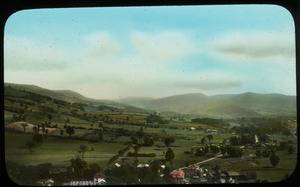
[118,92,296,118]
[5,83,297,118]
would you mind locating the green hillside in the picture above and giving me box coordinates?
[5,83,297,119]
[118,92,296,118]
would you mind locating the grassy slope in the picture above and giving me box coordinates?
[118,92,296,118]
[4,83,298,183]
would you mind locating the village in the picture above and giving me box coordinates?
[33,156,259,186]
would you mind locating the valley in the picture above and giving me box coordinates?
[3,83,297,185]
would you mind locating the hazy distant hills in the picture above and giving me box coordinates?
[5,83,297,118]
[118,92,297,118]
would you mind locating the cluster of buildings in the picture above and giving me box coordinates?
[35,162,258,185]
[63,173,106,186]
[36,172,106,186]
[169,164,257,184]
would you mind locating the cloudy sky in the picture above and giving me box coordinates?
[4,5,296,99]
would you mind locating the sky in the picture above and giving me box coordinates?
[4,5,296,100]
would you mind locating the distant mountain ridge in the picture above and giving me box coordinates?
[118,92,296,118]
[5,83,296,118]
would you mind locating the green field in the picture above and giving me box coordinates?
[4,84,298,184]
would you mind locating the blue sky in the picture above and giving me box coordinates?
[4,5,296,99]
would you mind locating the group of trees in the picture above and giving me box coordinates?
[191,117,230,128]
[70,157,102,178]
[12,114,27,122]
[187,144,244,157]
[146,114,168,124]
[229,135,256,146]
[232,118,292,136]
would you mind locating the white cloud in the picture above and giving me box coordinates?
[84,32,122,59]
[4,35,71,71]
[206,31,295,63]
[130,30,199,63]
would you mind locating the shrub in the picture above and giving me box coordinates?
[262,150,270,158]
[270,154,280,167]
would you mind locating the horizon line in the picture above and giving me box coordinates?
[4,82,297,101]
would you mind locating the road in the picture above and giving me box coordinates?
[178,154,224,170]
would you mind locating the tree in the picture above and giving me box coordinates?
[195,148,205,156]
[262,150,270,158]
[165,148,175,161]
[70,157,88,177]
[45,129,49,137]
[210,145,220,155]
[47,114,53,122]
[229,136,240,146]
[162,166,172,183]
[78,145,88,159]
[33,126,38,134]
[60,130,64,136]
[42,124,46,135]
[259,134,269,143]
[150,160,161,173]
[270,154,280,167]
[21,123,28,133]
[206,134,213,144]
[66,126,75,136]
[138,127,144,143]
[85,163,101,177]
[133,145,140,155]
[130,136,138,144]
[164,137,175,147]
[201,137,206,145]
[143,135,154,146]
[220,145,227,155]
[226,145,243,157]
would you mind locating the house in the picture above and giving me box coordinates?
[63,173,106,186]
[254,135,259,143]
[36,178,54,186]
[189,127,196,131]
[93,173,106,185]
[67,178,94,186]
[169,170,185,184]
[137,164,149,168]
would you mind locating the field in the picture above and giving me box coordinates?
[3,84,298,185]
[5,120,297,183]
